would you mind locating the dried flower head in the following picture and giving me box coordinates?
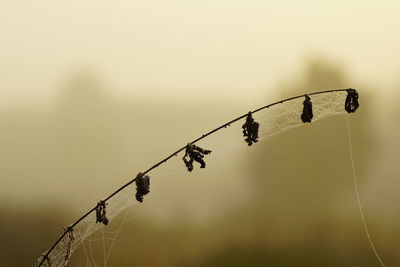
[182,144,211,172]
[301,94,313,123]
[95,200,109,225]
[242,112,260,146]
[135,172,150,202]
[345,88,359,113]
[62,226,74,263]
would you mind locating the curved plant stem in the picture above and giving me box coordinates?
[38,88,350,266]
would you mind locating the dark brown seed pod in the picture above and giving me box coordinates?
[345,88,359,113]
[242,112,260,146]
[301,94,313,123]
[135,172,150,202]
[95,200,109,225]
[182,143,211,172]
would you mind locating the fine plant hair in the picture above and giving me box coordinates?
[37,88,384,267]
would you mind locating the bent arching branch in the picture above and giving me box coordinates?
[37,88,356,266]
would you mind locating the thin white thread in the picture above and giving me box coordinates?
[104,210,130,265]
[86,237,115,242]
[88,237,99,267]
[126,208,146,222]
[125,175,181,222]
[81,241,91,267]
[346,115,386,267]
[102,229,106,267]
[103,230,122,234]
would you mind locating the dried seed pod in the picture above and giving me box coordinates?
[95,200,109,225]
[62,226,74,263]
[135,172,150,202]
[345,88,359,113]
[301,94,313,123]
[182,144,211,172]
[183,156,193,172]
[242,112,260,146]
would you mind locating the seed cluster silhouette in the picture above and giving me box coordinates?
[301,94,313,123]
[182,143,212,172]
[135,172,151,203]
[63,227,74,263]
[242,112,260,146]
[345,88,359,113]
[95,200,109,225]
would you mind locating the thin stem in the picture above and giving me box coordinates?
[38,88,350,266]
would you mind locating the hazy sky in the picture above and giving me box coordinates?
[1,0,399,108]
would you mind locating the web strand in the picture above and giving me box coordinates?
[81,241,90,267]
[346,115,386,267]
[88,237,98,267]
[104,210,130,265]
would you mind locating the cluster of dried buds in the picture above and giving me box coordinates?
[242,112,259,146]
[345,88,359,113]
[301,94,313,123]
[182,144,212,172]
[135,172,150,203]
[62,226,74,263]
[95,200,109,225]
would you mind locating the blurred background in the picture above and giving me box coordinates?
[1,1,400,266]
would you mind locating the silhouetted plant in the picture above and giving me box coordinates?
[62,227,74,263]
[301,94,313,123]
[95,200,109,225]
[345,88,359,113]
[242,112,260,146]
[135,172,150,202]
[182,144,212,171]
[36,88,359,267]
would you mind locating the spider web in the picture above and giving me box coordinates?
[36,90,349,267]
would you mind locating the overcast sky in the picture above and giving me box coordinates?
[1,0,399,108]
